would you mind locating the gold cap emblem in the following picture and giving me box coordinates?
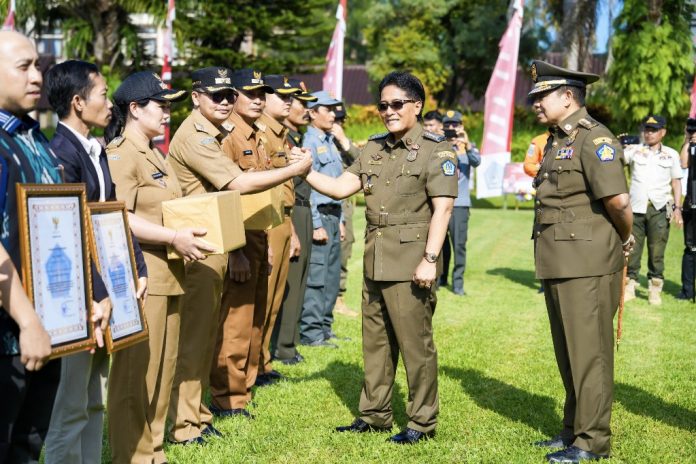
[531,63,537,82]
[646,116,658,124]
[446,110,455,117]
[218,68,228,78]
[253,70,262,80]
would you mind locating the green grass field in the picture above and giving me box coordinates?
[109,207,695,463]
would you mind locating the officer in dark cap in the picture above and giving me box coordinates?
[528,60,634,463]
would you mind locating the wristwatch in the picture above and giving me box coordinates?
[423,252,438,263]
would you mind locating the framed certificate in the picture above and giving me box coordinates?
[16,183,95,358]
[88,201,148,352]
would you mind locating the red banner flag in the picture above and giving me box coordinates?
[477,0,524,198]
[322,0,346,100]
[154,0,175,155]
[3,0,16,30]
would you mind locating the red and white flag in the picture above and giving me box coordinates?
[477,0,524,198]
[3,0,16,31]
[155,0,175,154]
[322,0,346,99]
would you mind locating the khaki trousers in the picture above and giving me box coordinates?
[210,231,268,409]
[168,253,227,442]
[358,278,438,433]
[543,270,622,456]
[108,294,181,464]
[45,349,109,464]
[260,218,292,373]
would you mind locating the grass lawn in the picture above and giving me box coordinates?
[106,207,695,463]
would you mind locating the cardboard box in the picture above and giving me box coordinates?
[240,186,284,230]
[162,191,246,259]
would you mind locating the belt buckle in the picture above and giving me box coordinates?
[379,212,388,227]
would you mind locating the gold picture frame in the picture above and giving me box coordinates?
[16,183,96,358]
[88,201,148,353]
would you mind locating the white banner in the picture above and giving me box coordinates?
[476,152,511,199]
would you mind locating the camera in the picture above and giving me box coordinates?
[618,134,639,146]
[444,128,457,139]
[686,117,696,134]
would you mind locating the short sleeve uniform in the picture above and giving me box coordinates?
[106,129,185,295]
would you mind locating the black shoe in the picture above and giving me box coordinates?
[201,425,223,438]
[264,370,284,380]
[546,446,607,463]
[301,339,338,348]
[676,292,694,300]
[387,427,434,444]
[325,331,351,342]
[335,418,390,433]
[209,405,254,419]
[533,434,574,448]
[278,353,304,365]
[254,374,276,387]
[168,436,206,446]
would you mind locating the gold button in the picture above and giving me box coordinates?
[376,231,382,237]
[570,233,575,239]
[416,234,420,239]
[557,166,562,172]
[536,201,541,206]
[368,169,372,174]
[536,231,541,237]
[380,205,385,210]
[386,180,391,185]
[552,142,558,147]
[406,170,410,175]
[390,155,396,160]
[543,173,549,179]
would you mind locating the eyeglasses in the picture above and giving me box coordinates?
[377,99,415,112]
[205,91,235,104]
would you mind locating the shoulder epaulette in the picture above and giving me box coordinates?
[193,122,206,132]
[107,135,125,148]
[256,121,267,132]
[368,132,389,141]
[221,121,235,132]
[578,118,598,130]
[422,131,445,142]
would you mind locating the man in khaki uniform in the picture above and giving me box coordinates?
[528,61,634,463]
[255,75,303,385]
[167,68,312,433]
[305,72,457,444]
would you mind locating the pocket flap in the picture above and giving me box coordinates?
[554,223,592,241]
[399,226,428,243]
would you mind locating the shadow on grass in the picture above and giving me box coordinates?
[442,366,560,435]
[615,383,696,432]
[298,360,408,427]
[486,267,540,291]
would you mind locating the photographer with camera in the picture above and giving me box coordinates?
[438,110,481,296]
[676,118,696,300]
[622,115,683,305]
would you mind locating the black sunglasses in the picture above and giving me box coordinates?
[205,90,235,104]
[377,99,415,112]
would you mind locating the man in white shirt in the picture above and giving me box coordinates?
[623,115,683,304]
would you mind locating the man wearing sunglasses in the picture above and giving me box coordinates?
[439,110,480,296]
[299,90,346,348]
[167,67,311,440]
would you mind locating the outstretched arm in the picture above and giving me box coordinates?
[305,170,362,201]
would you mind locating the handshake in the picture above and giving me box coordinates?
[288,146,313,177]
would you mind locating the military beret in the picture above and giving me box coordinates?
[191,67,235,93]
[528,60,599,97]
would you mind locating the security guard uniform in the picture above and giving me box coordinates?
[166,67,243,442]
[107,129,185,464]
[210,108,271,410]
[345,124,457,433]
[272,125,313,362]
[530,61,628,458]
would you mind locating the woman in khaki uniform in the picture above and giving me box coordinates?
[104,72,213,464]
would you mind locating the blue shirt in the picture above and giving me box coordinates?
[453,145,481,207]
[0,109,62,355]
[303,125,344,228]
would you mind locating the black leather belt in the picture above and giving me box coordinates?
[295,199,310,207]
[317,204,341,217]
[284,206,293,216]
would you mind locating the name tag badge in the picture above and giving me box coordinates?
[152,171,164,180]
[317,146,328,154]
[243,149,253,156]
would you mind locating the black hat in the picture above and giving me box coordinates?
[642,114,666,130]
[287,78,318,102]
[334,103,347,120]
[231,68,273,93]
[191,67,234,93]
[113,71,187,105]
[264,75,302,95]
[527,60,600,97]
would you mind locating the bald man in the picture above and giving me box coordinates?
[0,31,62,464]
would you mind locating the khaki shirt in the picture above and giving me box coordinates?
[106,128,184,295]
[258,113,294,208]
[168,109,243,197]
[624,143,682,214]
[346,124,458,281]
[533,107,628,279]
[222,111,270,172]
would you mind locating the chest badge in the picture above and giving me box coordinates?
[566,129,578,146]
[555,147,574,160]
[371,153,382,161]
[406,143,419,162]
[364,175,374,194]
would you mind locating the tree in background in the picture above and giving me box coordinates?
[174,0,334,73]
[605,0,694,128]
